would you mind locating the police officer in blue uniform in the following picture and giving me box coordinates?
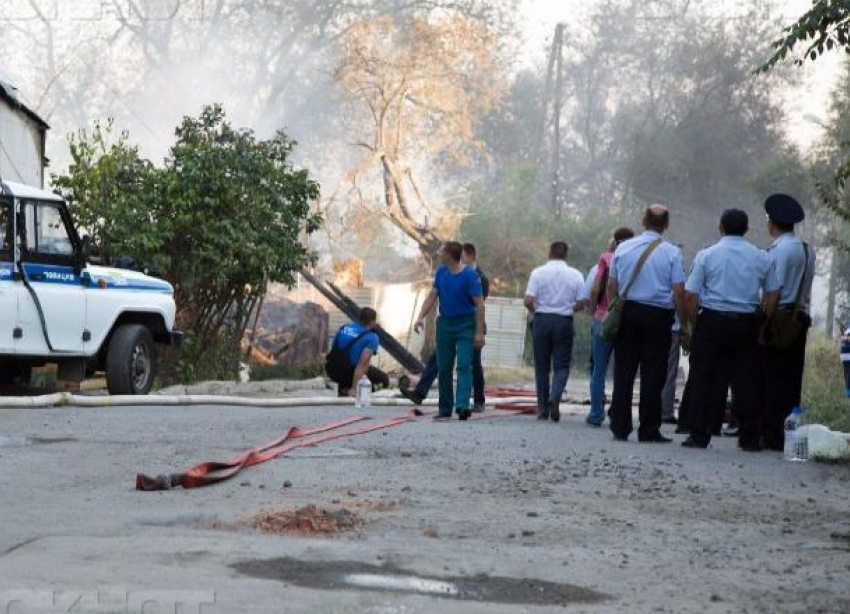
[606,205,687,443]
[759,194,816,451]
[681,209,780,450]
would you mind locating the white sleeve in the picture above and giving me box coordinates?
[526,270,538,297]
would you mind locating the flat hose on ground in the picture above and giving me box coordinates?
[0,393,539,409]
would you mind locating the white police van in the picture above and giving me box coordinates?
[0,181,182,394]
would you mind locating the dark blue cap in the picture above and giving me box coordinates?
[764,194,805,225]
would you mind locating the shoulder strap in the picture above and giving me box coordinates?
[622,239,663,300]
[790,242,809,316]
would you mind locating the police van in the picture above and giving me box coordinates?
[0,181,182,394]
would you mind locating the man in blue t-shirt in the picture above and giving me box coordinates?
[413,242,485,420]
[327,307,389,397]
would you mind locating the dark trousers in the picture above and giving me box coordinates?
[609,302,674,439]
[759,316,810,449]
[687,310,760,446]
[337,365,390,396]
[678,359,732,434]
[531,313,575,415]
[415,348,485,404]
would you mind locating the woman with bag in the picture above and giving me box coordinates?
[585,227,635,427]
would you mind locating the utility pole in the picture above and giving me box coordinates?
[534,23,566,215]
[551,24,564,215]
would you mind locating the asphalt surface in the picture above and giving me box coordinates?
[1,400,849,613]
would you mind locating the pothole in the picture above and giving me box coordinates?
[231,557,608,606]
[27,436,78,445]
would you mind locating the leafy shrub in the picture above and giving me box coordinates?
[803,333,850,432]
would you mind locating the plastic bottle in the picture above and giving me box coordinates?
[355,375,372,409]
[783,406,807,462]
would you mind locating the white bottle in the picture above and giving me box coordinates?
[355,375,372,409]
[783,406,807,462]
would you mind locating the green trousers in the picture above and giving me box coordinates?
[436,315,476,416]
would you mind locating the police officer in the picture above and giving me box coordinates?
[607,205,687,443]
[681,209,780,450]
[760,194,816,451]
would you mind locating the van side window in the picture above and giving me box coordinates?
[23,202,74,258]
[0,200,11,260]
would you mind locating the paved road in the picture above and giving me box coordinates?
[1,402,849,613]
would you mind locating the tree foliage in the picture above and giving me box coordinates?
[462,164,619,295]
[478,0,799,261]
[53,105,322,381]
[760,0,850,72]
[332,14,503,263]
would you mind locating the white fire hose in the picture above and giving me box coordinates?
[0,393,537,409]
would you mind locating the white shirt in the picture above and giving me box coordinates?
[526,260,585,316]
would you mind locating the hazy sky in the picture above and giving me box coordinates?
[520,0,843,153]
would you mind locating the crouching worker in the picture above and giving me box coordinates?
[325,307,390,397]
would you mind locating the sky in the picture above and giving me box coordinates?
[519,0,844,153]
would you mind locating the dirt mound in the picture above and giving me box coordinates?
[241,505,362,536]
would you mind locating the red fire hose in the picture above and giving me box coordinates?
[136,388,545,491]
[136,412,417,491]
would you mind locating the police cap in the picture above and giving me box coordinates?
[764,193,805,225]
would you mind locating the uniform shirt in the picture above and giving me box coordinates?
[685,236,779,313]
[610,231,686,310]
[333,322,380,367]
[768,233,815,313]
[525,260,585,316]
[433,264,483,318]
[580,264,599,303]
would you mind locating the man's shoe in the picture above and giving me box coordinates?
[662,416,678,425]
[537,414,549,421]
[472,402,486,413]
[722,423,740,437]
[400,387,425,406]
[681,437,709,449]
[674,424,690,435]
[739,442,762,452]
[585,416,603,428]
[457,409,472,421]
[548,400,560,423]
[638,433,673,444]
[434,414,452,421]
[612,433,629,442]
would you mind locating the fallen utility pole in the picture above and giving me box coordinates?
[299,269,424,374]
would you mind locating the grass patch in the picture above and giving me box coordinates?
[803,333,850,432]
[483,365,535,387]
[249,361,325,382]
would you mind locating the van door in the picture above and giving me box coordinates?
[0,198,15,353]
[15,200,86,355]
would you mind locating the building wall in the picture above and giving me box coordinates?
[0,103,44,188]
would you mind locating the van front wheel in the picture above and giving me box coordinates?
[105,325,156,395]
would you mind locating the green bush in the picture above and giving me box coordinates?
[803,333,850,432]
[156,333,243,388]
[248,361,325,382]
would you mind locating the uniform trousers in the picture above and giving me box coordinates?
[609,302,674,439]
[687,309,759,447]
